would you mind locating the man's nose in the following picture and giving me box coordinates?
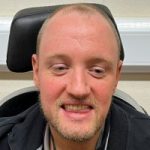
[66,70,90,99]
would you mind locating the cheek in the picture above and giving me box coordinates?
[92,80,115,112]
[93,79,115,98]
[39,75,65,104]
[39,76,64,116]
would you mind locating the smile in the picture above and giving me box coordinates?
[61,104,93,112]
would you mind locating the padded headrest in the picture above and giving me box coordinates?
[7,3,124,72]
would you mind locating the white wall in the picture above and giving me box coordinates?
[0,0,150,17]
[0,0,150,113]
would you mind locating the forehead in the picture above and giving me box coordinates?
[40,10,116,44]
[38,9,119,62]
[45,9,112,32]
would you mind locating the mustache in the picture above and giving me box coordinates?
[38,94,99,109]
[56,97,98,109]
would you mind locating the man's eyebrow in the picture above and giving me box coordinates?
[46,54,71,62]
[86,57,113,67]
[45,55,114,68]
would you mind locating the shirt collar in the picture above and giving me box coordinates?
[36,124,50,150]
[44,124,51,150]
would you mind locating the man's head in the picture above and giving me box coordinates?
[32,3,123,144]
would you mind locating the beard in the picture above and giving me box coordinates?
[39,95,106,143]
[48,115,101,143]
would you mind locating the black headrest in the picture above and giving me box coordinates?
[7,3,124,72]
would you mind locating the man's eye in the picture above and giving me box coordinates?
[89,66,105,78]
[50,64,68,75]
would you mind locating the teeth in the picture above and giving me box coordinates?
[64,105,89,111]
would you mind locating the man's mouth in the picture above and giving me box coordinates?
[59,103,95,121]
[61,104,93,112]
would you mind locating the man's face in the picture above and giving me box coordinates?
[32,12,122,142]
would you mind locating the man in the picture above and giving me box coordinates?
[0,3,150,150]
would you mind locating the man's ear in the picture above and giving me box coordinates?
[32,54,40,88]
[114,60,123,91]
[118,60,123,76]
